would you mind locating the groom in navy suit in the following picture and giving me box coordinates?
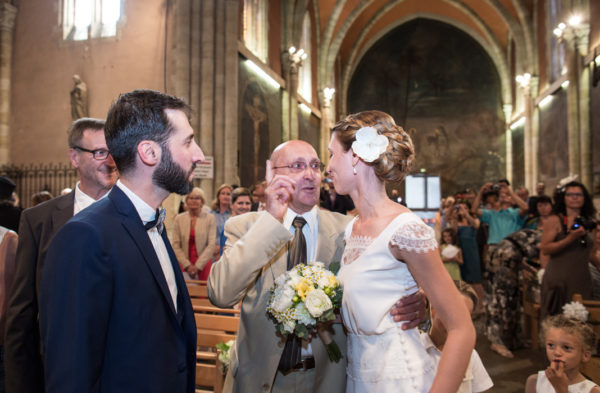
[40,90,204,393]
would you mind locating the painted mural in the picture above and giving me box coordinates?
[238,59,282,187]
[347,18,505,195]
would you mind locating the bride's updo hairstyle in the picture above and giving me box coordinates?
[331,110,414,183]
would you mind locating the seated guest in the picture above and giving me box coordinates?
[172,187,216,280]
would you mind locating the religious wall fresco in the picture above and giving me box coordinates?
[347,18,505,195]
[238,59,282,187]
[538,89,569,190]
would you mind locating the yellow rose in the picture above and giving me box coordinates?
[295,279,314,300]
[328,275,338,288]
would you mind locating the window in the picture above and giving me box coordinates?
[297,12,312,103]
[62,0,121,41]
[548,0,565,81]
[242,0,268,62]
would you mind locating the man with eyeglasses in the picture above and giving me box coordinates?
[4,118,117,393]
[208,140,425,393]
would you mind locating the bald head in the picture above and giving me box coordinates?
[270,140,322,214]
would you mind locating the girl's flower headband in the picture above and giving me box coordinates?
[562,301,589,322]
[351,126,389,163]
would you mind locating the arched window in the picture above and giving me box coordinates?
[297,11,312,103]
[243,0,268,63]
[62,0,121,41]
[548,0,565,81]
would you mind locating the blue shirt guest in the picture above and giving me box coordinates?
[40,90,204,393]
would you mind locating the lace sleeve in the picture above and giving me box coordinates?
[389,221,438,253]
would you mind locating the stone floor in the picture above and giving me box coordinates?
[474,316,547,393]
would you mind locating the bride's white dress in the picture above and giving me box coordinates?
[338,212,438,393]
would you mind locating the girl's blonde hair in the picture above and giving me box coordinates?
[541,314,597,353]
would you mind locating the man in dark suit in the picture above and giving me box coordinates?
[4,118,117,393]
[40,90,203,393]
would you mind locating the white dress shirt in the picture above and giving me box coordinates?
[73,181,109,215]
[116,180,178,312]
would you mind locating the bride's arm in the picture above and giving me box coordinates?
[390,224,475,393]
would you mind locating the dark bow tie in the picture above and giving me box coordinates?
[144,208,166,234]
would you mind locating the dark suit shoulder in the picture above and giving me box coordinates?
[21,192,74,222]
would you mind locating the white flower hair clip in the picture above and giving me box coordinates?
[351,126,389,163]
[562,301,589,322]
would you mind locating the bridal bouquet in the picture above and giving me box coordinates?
[266,261,343,361]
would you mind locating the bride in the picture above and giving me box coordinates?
[326,110,475,393]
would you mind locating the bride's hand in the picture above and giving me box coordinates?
[389,288,428,330]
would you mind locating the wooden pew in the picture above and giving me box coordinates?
[193,304,240,393]
[186,280,212,307]
[521,279,541,349]
[573,293,600,384]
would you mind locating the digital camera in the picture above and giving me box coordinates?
[571,216,597,231]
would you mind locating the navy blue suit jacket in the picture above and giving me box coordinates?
[40,187,196,393]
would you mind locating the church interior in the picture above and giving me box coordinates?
[1,1,600,392]
[0,0,598,211]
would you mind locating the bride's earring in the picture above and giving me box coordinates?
[353,167,357,175]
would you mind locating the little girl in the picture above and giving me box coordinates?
[526,313,600,393]
[440,228,463,281]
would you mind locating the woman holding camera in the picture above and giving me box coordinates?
[540,181,599,317]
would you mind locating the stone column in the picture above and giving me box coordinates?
[530,76,540,187]
[0,3,17,164]
[282,48,305,141]
[503,104,513,184]
[318,88,334,165]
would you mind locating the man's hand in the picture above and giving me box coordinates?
[264,160,296,222]
[389,289,427,330]
[545,361,569,393]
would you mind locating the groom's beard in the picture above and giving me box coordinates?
[153,145,196,195]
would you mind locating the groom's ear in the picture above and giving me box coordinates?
[137,140,161,167]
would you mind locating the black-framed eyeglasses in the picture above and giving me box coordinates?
[272,161,324,173]
[73,146,110,161]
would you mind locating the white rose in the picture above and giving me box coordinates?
[304,289,333,317]
[309,261,325,269]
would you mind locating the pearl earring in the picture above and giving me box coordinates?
[353,167,357,175]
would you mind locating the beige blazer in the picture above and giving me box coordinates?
[208,209,351,393]
[171,211,216,270]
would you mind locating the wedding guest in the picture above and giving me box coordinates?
[210,184,232,256]
[172,187,216,280]
[30,191,53,207]
[231,187,252,217]
[540,181,599,318]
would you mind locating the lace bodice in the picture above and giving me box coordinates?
[342,215,437,265]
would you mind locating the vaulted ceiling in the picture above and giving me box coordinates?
[312,0,536,111]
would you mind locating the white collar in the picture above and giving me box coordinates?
[116,180,157,224]
[283,205,318,233]
[74,181,109,212]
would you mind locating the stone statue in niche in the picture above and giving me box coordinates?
[70,74,88,120]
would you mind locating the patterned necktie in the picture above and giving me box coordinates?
[279,216,307,372]
[144,208,166,234]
